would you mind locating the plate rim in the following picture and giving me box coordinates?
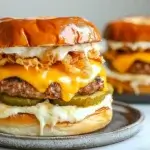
[0,101,144,149]
[0,101,144,140]
[113,93,150,103]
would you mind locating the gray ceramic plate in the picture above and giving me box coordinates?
[0,101,144,150]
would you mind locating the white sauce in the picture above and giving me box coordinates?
[106,66,150,94]
[0,94,112,135]
[0,43,101,60]
[108,40,150,51]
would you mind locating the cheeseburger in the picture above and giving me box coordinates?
[104,16,150,95]
[0,17,113,136]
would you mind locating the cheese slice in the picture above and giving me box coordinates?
[105,51,150,73]
[0,60,106,101]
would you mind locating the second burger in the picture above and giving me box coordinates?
[104,16,150,95]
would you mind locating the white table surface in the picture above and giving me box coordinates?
[0,104,149,150]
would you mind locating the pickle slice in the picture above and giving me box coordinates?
[0,84,113,107]
[0,94,43,106]
[52,84,113,107]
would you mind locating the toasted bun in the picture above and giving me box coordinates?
[108,77,150,94]
[0,107,112,136]
[0,17,101,47]
[104,16,150,42]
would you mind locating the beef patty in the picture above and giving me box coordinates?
[128,61,150,74]
[0,77,104,100]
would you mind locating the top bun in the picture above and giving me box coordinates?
[0,17,101,47]
[104,16,150,42]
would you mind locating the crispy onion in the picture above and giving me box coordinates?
[0,54,54,70]
[62,52,92,76]
[0,50,102,74]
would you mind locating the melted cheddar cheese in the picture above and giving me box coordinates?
[105,51,150,73]
[0,60,106,101]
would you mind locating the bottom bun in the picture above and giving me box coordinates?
[0,107,112,136]
[108,77,150,94]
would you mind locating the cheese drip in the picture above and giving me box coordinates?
[0,94,112,135]
[0,60,106,101]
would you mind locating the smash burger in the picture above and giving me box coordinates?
[0,17,113,136]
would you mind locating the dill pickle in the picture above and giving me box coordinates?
[0,94,43,106]
[52,84,113,107]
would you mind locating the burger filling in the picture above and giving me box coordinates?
[0,42,112,135]
[104,40,150,94]
[105,50,150,74]
[0,76,104,101]
[108,40,150,51]
[106,66,150,94]
[0,93,112,135]
[0,43,102,71]
[128,61,150,74]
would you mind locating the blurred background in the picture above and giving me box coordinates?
[0,0,149,31]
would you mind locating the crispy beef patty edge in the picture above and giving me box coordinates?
[0,77,104,100]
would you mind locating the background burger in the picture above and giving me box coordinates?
[104,16,150,95]
[0,17,113,136]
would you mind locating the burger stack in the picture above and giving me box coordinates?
[104,16,150,95]
[0,17,113,136]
